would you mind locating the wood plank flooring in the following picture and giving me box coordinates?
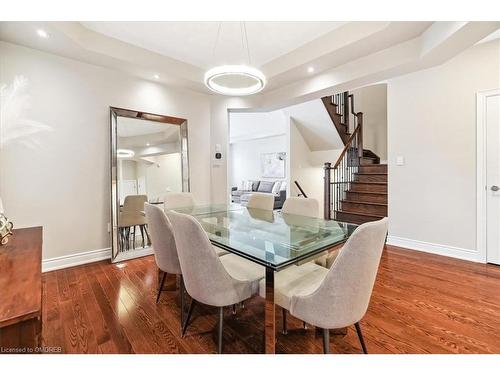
[41,245,500,354]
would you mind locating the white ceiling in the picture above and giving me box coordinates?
[117,117,178,137]
[80,22,345,69]
[0,21,497,104]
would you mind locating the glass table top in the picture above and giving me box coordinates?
[172,204,357,270]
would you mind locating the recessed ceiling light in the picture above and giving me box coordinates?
[36,29,49,38]
[153,74,160,79]
[146,143,150,146]
[307,66,314,73]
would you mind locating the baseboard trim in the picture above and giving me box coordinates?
[387,235,481,263]
[42,247,111,273]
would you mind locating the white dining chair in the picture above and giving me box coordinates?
[144,203,182,303]
[246,193,274,211]
[164,192,228,257]
[282,197,319,217]
[164,192,195,210]
[259,217,388,354]
[167,210,265,353]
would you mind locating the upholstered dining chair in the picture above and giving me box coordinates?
[246,192,274,211]
[259,217,388,354]
[144,203,181,301]
[282,197,319,218]
[119,195,150,249]
[164,192,195,210]
[167,210,265,353]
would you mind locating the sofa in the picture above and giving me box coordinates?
[231,180,287,209]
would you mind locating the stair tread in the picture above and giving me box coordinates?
[341,200,387,206]
[351,181,387,185]
[345,190,387,195]
[354,172,387,175]
[335,209,385,218]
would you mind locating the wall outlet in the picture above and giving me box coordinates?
[396,156,405,166]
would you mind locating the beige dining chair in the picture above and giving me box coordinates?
[164,192,195,210]
[144,203,187,332]
[167,210,265,353]
[119,195,150,249]
[246,193,274,211]
[259,217,388,354]
[282,197,319,217]
[164,192,228,257]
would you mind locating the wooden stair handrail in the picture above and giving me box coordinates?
[332,125,361,169]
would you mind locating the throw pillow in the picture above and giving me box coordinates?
[257,181,275,193]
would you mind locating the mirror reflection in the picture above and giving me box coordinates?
[112,112,188,261]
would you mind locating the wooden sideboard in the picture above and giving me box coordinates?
[0,227,43,353]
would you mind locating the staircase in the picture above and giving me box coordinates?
[322,91,387,225]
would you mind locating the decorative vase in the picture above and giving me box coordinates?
[0,199,13,245]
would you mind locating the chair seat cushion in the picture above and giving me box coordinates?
[259,262,328,310]
[212,244,229,257]
[220,254,265,297]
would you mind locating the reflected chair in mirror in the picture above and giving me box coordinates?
[259,217,388,354]
[246,193,275,211]
[144,203,186,330]
[119,195,150,250]
[164,192,195,211]
[167,210,265,353]
[282,197,319,218]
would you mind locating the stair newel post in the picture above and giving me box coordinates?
[324,162,332,220]
[357,112,364,161]
[343,91,350,133]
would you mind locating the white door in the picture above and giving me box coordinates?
[486,91,500,264]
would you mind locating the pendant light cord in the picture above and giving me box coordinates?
[212,22,222,61]
[243,22,251,65]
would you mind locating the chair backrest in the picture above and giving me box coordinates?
[246,193,274,211]
[123,195,147,212]
[144,203,181,275]
[282,197,319,218]
[164,192,195,211]
[166,210,248,307]
[290,217,388,329]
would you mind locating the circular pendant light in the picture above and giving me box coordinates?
[204,65,266,96]
[117,149,135,158]
[205,22,266,96]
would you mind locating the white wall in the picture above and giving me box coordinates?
[289,118,341,218]
[351,84,387,161]
[0,41,212,261]
[387,39,500,261]
[145,153,182,200]
[229,135,287,189]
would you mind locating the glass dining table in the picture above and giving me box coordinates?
[172,204,357,354]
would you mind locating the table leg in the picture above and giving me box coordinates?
[264,267,275,354]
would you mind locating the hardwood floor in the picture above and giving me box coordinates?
[41,245,500,354]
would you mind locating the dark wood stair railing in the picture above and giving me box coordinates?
[294,181,308,198]
[324,124,362,220]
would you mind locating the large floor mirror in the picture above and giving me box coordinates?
[110,108,189,262]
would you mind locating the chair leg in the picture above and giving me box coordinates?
[354,322,368,354]
[218,306,224,354]
[139,225,145,248]
[156,272,167,303]
[303,321,307,329]
[143,225,151,246]
[180,276,185,334]
[133,225,137,250]
[282,308,288,335]
[232,304,236,315]
[323,329,330,354]
[181,299,196,337]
